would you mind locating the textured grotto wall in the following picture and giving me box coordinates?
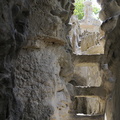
[15,0,75,120]
[99,0,120,120]
[0,0,30,119]
[15,42,73,120]
[0,0,75,120]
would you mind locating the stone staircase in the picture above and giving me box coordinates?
[75,86,106,100]
[71,54,106,120]
[73,54,104,66]
[69,86,106,120]
[69,0,106,119]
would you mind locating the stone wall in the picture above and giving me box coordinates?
[1,0,120,119]
[0,0,30,119]
[99,0,120,120]
[0,0,75,120]
[15,42,73,120]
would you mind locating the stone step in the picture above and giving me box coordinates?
[72,54,104,66]
[69,114,104,120]
[75,86,106,100]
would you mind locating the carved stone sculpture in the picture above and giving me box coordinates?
[69,15,81,54]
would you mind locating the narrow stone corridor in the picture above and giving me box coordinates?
[68,0,113,119]
[68,55,106,120]
[0,0,119,119]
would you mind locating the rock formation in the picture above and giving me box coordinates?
[0,0,75,120]
[99,0,120,120]
[1,0,120,120]
[0,0,30,119]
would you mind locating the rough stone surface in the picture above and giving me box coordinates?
[72,64,105,115]
[1,0,120,120]
[99,0,120,120]
[0,0,30,119]
[0,0,75,120]
[15,42,73,120]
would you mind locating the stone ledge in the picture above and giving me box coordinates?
[72,55,104,66]
[41,35,65,45]
[24,35,66,49]
[75,86,107,100]
[68,114,104,120]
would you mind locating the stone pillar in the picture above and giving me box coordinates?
[69,15,81,55]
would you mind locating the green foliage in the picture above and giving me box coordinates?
[74,0,85,20]
[92,6,100,14]
[74,0,100,20]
